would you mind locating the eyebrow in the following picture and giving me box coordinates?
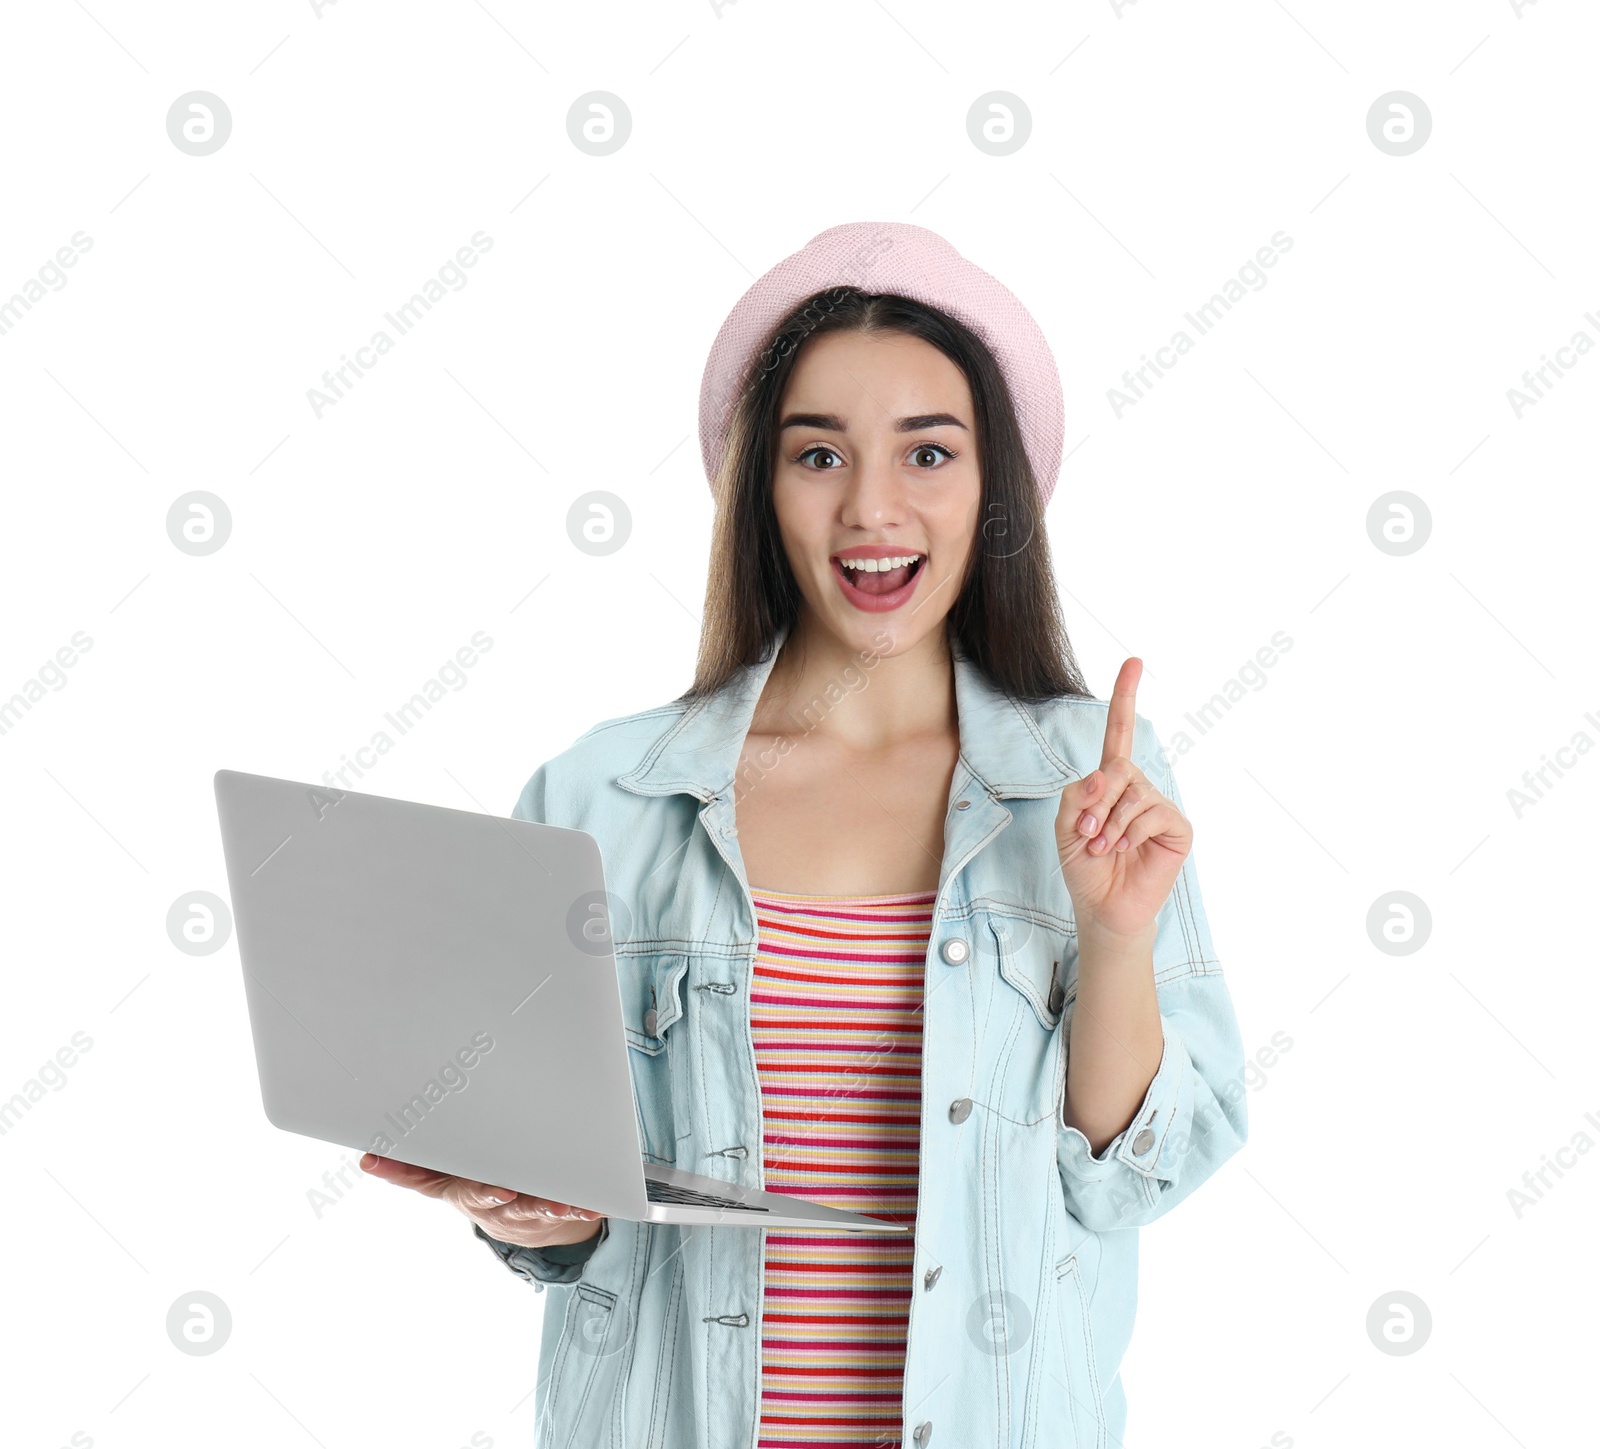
[778,411,969,433]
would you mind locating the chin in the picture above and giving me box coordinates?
[810,609,929,662]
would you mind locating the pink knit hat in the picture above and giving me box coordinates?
[697,221,1066,508]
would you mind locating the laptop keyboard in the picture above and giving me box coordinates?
[645,1178,770,1212]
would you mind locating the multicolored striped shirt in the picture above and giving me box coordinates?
[748,886,935,1449]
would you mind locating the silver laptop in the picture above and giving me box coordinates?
[213,769,907,1234]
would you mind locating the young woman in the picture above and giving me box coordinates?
[362,222,1249,1448]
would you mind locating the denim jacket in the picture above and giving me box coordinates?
[478,626,1248,1448]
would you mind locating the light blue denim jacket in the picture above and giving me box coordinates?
[479,626,1248,1448]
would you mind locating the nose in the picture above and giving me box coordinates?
[838,445,910,528]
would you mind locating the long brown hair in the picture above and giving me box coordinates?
[681,286,1091,705]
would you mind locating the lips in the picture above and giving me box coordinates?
[830,554,925,613]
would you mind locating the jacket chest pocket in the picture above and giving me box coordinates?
[618,951,690,1165]
[985,913,1072,1121]
[988,913,1071,1029]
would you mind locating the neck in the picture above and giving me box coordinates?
[752,614,958,754]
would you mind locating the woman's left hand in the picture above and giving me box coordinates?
[1053,658,1192,940]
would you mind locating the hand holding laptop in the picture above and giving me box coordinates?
[359,1151,606,1249]
[215,771,908,1233]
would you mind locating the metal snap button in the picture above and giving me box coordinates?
[948,1097,973,1124]
[914,1421,933,1446]
[955,799,970,810]
[1131,1127,1155,1155]
[923,1264,943,1290]
[939,937,970,966]
[1047,980,1065,1014]
[643,1008,658,1037]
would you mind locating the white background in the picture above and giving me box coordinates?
[2,1,1595,1446]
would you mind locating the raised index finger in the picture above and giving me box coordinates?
[1101,657,1143,768]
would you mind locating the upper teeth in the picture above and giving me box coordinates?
[840,555,921,572]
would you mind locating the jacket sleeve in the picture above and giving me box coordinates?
[473,1217,610,1288]
[470,760,610,1286]
[1056,723,1249,1231]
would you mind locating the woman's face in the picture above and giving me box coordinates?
[770,328,982,660]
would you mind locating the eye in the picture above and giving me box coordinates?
[909,442,958,469]
[796,444,845,471]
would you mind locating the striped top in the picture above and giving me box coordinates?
[749,885,934,1449]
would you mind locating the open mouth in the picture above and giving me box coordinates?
[835,554,924,595]
[830,552,926,611]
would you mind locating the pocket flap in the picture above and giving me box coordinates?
[618,951,690,1054]
[988,915,1068,1031]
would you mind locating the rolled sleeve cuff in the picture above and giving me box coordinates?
[474,1217,609,1289]
[1058,1016,1193,1219]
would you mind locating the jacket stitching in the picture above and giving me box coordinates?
[701,1220,714,1437]
[543,1290,578,1441]
[1000,694,1079,782]
[971,895,1076,940]
[576,702,687,745]
[1171,858,1201,968]
[608,1233,649,1449]
[996,998,1033,1442]
[1018,1163,1057,1447]
[982,1005,1021,1447]
[1146,1024,1183,1183]
[616,695,713,779]
[558,1286,618,1448]
[646,1244,685,1448]
[988,917,1063,1033]
[683,959,719,1171]
[1116,1028,1176,1185]
[1067,1256,1108,1449]
[618,939,748,959]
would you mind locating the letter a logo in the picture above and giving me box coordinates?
[307,786,346,821]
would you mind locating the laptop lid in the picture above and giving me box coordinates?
[214,769,653,1220]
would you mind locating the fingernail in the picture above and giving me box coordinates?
[1115,836,1130,851]
[1079,814,1097,836]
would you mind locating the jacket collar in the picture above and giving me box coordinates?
[615,623,1079,803]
